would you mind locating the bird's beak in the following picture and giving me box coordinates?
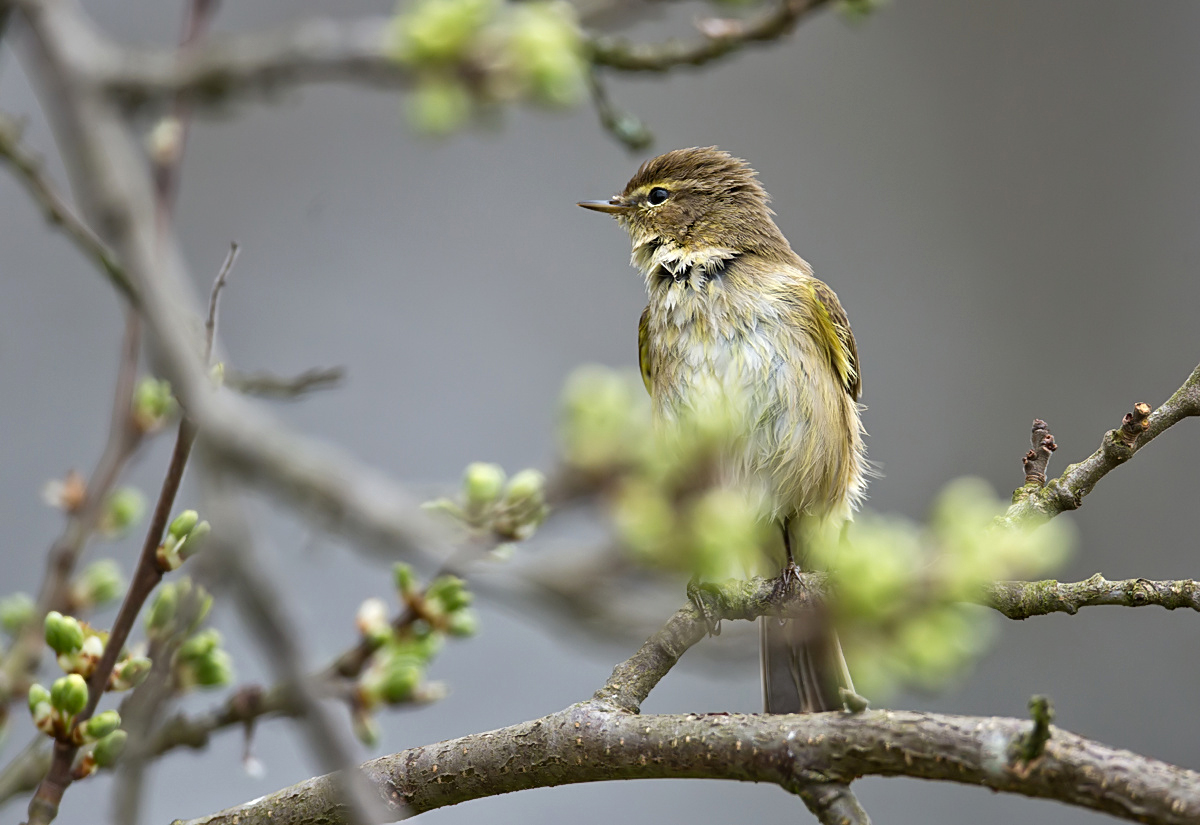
[578,197,632,214]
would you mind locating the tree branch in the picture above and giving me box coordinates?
[588,0,832,72]
[1000,362,1200,528]
[0,112,135,302]
[986,574,1200,619]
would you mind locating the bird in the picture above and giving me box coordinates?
[579,146,867,713]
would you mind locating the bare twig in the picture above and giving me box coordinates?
[204,241,240,361]
[1001,362,1200,528]
[1021,418,1057,486]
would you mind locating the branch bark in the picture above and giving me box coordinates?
[1000,363,1200,528]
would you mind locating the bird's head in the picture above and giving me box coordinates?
[578,146,791,269]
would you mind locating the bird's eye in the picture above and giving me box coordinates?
[647,187,670,205]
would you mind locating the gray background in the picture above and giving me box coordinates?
[3,1,1200,823]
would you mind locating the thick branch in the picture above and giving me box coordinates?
[1001,363,1200,527]
[175,703,1200,825]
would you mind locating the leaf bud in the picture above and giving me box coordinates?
[82,710,121,743]
[28,683,51,714]
[0,592,35,634]
[168,510,199,540]
[112,656,152,691]
[146,584,178,635]
[393,562,418,597]
[50,674,88,717]
[426,576,471,612]
[380,655,423,704]
[446,608,479,638]
[74,560,124,608]
[92,729,128,768]
[101,488,146,537]
[45,611,85,655]
[462,462,506,513]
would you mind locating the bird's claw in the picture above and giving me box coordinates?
[686,578,723,637]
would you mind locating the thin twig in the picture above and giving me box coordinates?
[205,241,240,362]
[589,0,833,72]
[1000,362,1200,528]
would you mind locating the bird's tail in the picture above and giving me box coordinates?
[761,517,854,713]
[760,616,842,713]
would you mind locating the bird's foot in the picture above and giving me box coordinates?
[686,577,723,637]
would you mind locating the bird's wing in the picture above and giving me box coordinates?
[809,280,861,400]
[637,305,654,395]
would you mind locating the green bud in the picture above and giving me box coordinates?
[92,729,128,768]
[504,469,545,507]
[462,462,506,512]
[102,488,145,536]
[178,629,220,661]
[190,649,234,688]
[0,592,35,634]
[168,510,199,540]
[132,377,176,431]
[393,562,417,596]
[28,683,50,714]
[178,520,210,561]
[426,576,471,612]
[50,674,88,717]
[146,584,178,634]
[82,710,121,742]
[380,655,423,703]
[446,608,478,637]
[45,611,85,655]
[113,656,152,691]
[75,560,124,607]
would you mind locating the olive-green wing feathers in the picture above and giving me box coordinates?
[810,280,861,400]
[637,305,654,395]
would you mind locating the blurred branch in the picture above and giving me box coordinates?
[92,0,837,111]
[224,366,345,399]
[0,112,136,302]
[588,0,832,72]
[99,16,412,111]
[986,574,1200,620]
[177,580,1200,825]
[1001,362,1200,528]
[199,474,392,825]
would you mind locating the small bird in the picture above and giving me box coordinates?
[579,147,867,713]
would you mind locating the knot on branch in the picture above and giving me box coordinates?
[1022,419,1058,486]
[1008,694,1054,772]
[1118,402,1152,447]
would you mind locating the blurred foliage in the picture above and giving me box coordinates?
[556,365,1076,696]
[388,0,587,134]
